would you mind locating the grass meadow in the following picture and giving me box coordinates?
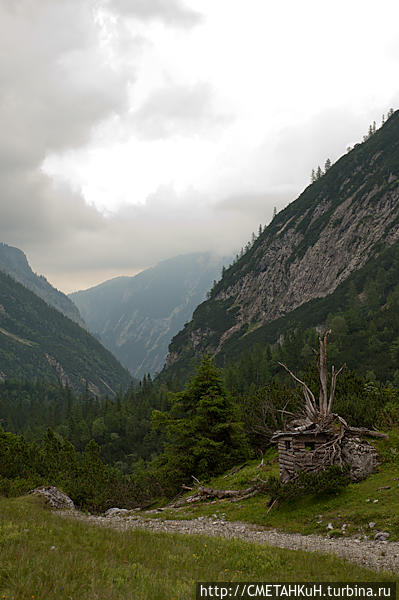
[0,495,394,600]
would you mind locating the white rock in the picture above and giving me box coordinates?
[369,522,376,528]
[104,508,130,517]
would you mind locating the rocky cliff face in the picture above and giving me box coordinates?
[0,243,85,326]
[165,111,399,373]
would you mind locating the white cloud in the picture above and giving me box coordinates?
[1,0,399,292]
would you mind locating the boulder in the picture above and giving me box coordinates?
[30,486,74,510]
[341,438,379,482]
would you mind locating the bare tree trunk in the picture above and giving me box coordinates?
[318,331,330,415]
[280,329,344,419]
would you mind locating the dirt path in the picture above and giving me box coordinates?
[60,510,399,574]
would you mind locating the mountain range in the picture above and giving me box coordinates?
[69,253,227,378]
[2,111,399,390]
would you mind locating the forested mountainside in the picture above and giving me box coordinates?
[164,110,399,378]
[0,243,85,326]
[70,253,227,378]
[0,270,131,394]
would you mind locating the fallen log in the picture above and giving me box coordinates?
[168,482,267,508]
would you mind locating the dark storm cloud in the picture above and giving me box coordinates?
[107,0,202,26]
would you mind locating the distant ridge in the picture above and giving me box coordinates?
[70,252,228,378]
[0,243,84,326]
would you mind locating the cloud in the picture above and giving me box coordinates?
[130,82,231,140]
[1,0,397,296]
[0,0,238,293]
[107,0,202,27]
[216,192,294,221]
[0,0,128,279]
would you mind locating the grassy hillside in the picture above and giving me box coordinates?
[0,270,131,394]
[0,496,391,600]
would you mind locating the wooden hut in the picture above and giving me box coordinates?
[272,331,386,483]
[271,428,330,482]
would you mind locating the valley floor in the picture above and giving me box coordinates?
[61,509,399,574]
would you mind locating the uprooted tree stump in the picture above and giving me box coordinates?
[273,331,387,482]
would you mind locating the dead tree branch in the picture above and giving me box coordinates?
[278,362,317,420]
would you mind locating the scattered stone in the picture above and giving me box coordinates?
[50,546,57,550]
[369,522,376,528]
[327,523,334,530]
[373,499,379,503]
[104,508,131,517]
[30,486,74,510]
[374,532,390,542]
[365,498,370,502]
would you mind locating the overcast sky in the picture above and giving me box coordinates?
[1,0,399,292]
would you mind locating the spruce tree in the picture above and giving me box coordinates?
[152,357,248,491]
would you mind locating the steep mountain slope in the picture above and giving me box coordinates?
[70,253,227,378]
[0,270,131,394]
[0,243,84,326]
[164,111,399,376]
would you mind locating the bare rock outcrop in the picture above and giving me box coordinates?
[30,486,75,510]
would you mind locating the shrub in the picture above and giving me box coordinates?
[265,465,350,503]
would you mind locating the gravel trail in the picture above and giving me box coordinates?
[59,510,399,574]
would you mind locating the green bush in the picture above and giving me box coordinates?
[266,465,351,503]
